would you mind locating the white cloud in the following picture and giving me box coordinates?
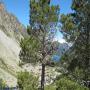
[54,37,66,43]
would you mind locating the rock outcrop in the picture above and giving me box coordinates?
[0,3,26,87]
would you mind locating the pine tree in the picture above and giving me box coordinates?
[60,0,90,85]
[19,0,60,90]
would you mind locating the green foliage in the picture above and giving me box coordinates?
[60,0,90,84]
[45,84,56,90]
[30,0,59,26]
[17,71,38,90]
[60,14,77,42]
[73,67,86,82]
[20,0,60,90]
[19,36,41,63]
[61,14,76,31]
[56,77,89,90]
[19,0,60,64]
[0,79,6,89]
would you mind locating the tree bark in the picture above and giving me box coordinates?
[41,63,45,90]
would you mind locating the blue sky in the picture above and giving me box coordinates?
[51,0,72,14]
[2,0,72,43]
[3,0,72,26]
[3,0,29,26]
[51,0,72,42]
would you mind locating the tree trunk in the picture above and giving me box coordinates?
[41,64,45,90]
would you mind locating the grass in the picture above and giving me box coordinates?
[45,84,56,90]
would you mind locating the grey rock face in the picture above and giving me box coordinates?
[0,7,27,41]
[0,3,27,87]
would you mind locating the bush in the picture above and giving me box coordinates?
[45,84,56,90]
[56,77,89,90]
[17,71,38,90]
[0,79,6,89]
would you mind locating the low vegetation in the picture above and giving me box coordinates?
[0,79,6,89]
[17,71,38,90]
[56,76,89,90]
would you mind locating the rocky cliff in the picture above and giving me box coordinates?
[0,3,27,87]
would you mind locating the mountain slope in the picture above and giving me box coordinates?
[0,3,26,86]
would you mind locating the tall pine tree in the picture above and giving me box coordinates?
[60,0,90,85]
[20,0,60,90]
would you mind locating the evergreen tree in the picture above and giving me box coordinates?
[19,0,60,90]
[60,0,90,86]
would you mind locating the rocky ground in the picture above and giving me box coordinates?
[23,64,61,85]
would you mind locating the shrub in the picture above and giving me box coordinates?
[56,77,89,90]
[45,84,56,90]
[0,79,6,89]
[17,71,38,90]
